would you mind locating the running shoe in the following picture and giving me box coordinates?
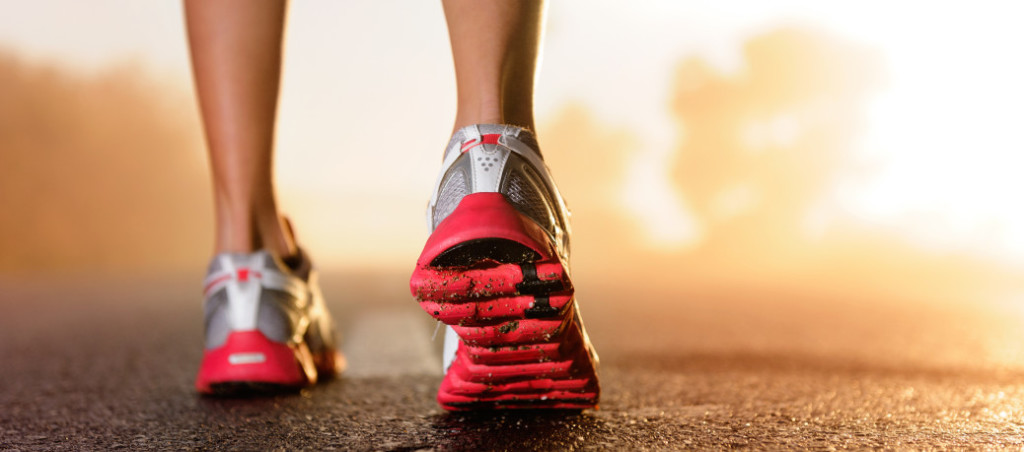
[195,249,344,394]
[410,124,599,410]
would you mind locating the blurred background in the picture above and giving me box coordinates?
[8,4,1024,446]
[2,0,1023,313]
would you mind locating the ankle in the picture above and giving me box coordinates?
[213,212,296,258]
[453,101,535,133]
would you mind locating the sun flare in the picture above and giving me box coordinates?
[835,3,1024,262]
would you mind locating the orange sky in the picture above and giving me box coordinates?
[2,1,1024,271]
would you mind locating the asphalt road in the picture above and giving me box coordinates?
[3,271,1024,450]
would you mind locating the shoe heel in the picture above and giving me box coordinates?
[411,193,599,410]
[195,331,316,395]
[415,192,555,269]
[437,315,600,410]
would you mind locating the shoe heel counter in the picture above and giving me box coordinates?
[465,141,512,193]
[203,255,268,348]
[416,192,556,268]
[429,142,514,231]
[203,276,263,348]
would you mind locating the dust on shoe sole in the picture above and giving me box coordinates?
[411,238,599,410]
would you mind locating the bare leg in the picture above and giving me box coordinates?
[414,1,599,411]
[184,0,295,256]
[442,0,545,134]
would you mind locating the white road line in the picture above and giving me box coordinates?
[341,308,441,377]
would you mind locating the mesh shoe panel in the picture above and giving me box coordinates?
[434,167,470,230]
[257,290,301,344]
[203,289,230,349]
[503,164,553,233]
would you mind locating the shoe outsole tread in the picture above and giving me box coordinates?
[413,234,599,411]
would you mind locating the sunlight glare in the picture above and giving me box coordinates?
[622,150,703,250]
[837,3,1024,262]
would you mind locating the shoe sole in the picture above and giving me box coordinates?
[195,330,344,396]
[411,193,599,410]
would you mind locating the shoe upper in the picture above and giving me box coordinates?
[425,124,582,372]
[202,249,333,351]
[427,124,573,264]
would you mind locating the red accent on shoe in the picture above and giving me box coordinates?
[436,320,599,410]
[463,342,561,365]
[452,317,567,347]
[460,133,502,153]
[194,330,316,393]
[418,293,573,324]
[411,261,567,303]
[413,193,554,270]
[203,274,232,296]
[411,192,599,411]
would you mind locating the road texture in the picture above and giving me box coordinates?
[3,270,1024,450]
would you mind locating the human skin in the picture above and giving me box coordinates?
[184,0,546,255]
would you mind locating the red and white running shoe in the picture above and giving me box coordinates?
[411,124,600,410]
[195,249,344,395]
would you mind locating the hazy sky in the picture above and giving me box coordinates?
[3,1,1023,267]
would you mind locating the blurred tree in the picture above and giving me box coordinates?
[671,28,883,262]
[0,51,210,275]
[540,103,640,269]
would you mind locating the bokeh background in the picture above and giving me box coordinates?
[2,0,1023,315]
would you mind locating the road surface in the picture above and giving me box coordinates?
[3,270,1024,450]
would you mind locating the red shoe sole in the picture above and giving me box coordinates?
[411,193,599,410]
[195,330,338,395]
